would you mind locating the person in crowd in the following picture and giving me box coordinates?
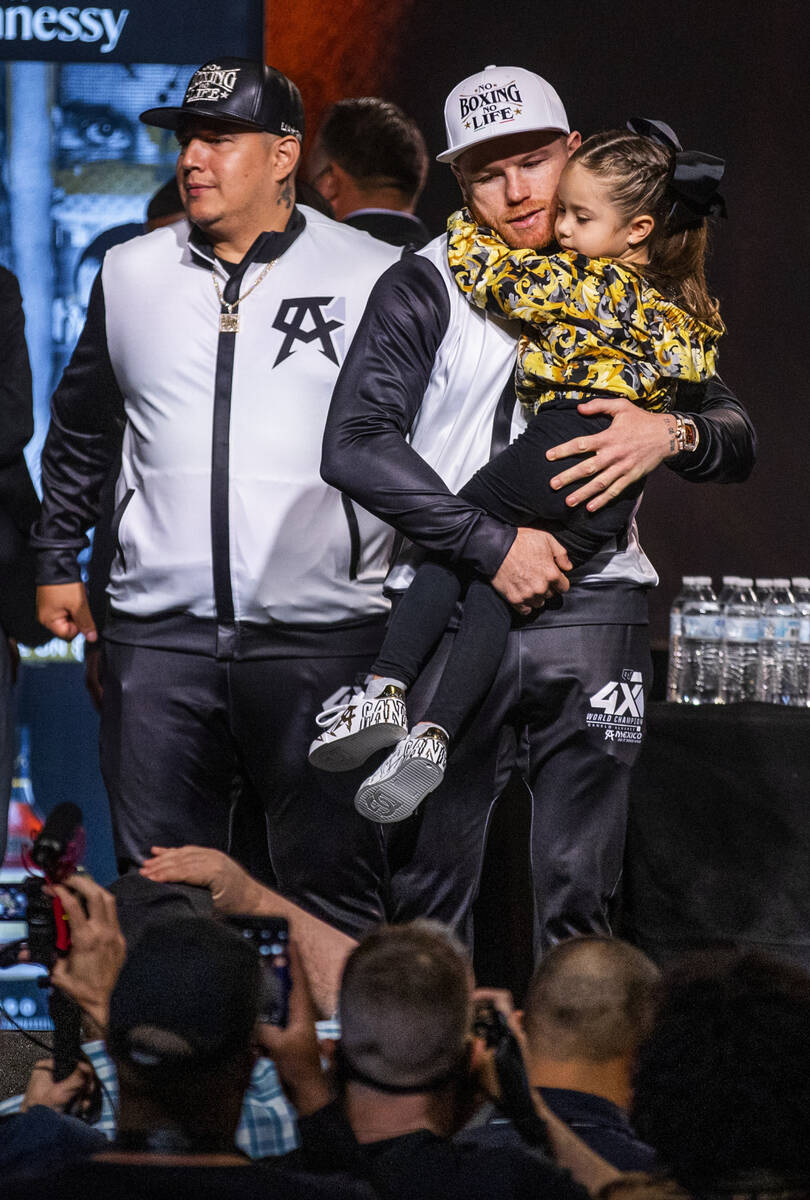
[314,120,726,821]
[267,919,615,1200]
[0,869,340,1156]
[0,1060,105,1182]
[628,950,810,1195]
[4,878,374,1198]
[320,64,755,954]
[519,937,659,1171]
[308,97,431,246]
[31,58,401,941]
[139,843,356,1018]
[0,266,43,862]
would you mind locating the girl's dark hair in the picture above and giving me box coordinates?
[570,129,722,330]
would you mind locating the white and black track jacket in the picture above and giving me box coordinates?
[323,235,757,628]
[33,207,401,657]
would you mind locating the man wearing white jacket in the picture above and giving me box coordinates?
[33,59,400,938]
[323,66,756,951]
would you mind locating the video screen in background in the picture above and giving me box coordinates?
[0,60,197,469]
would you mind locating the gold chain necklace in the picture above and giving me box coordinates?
[212,257,277,333]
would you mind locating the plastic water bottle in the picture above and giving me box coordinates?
[791,577,810,707]
[680,576,723,704]
[720,577,759,703]
[754,578,774,606]
[666,576,698,702]
[756,578,800,704]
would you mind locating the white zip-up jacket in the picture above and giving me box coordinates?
[33,207,400,657]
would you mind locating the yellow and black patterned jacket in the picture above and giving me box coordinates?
[447,209,723,416]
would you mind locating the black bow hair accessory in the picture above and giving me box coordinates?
[626,116,727,233]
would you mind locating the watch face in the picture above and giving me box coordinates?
[682,418,699,451]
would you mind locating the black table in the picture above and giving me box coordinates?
[623,701,810,970]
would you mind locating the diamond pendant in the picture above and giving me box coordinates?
[219,313,240,333]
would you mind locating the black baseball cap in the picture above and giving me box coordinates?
[107,916,260,1071]
[140,57,305,140]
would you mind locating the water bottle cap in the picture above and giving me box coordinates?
[721,575,738,585]
[693,575,713,585]
[738,577,754,586]
[791,577,810,587]
[773,578,791,588]
[755,578,773,588]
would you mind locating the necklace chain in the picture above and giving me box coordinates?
[212,257,277,332]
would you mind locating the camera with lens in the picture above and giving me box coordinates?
[472,998,551,1154]
[0,803,88,1087]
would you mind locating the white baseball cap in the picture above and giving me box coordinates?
[437,65,569,164]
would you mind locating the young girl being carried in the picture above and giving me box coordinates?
[309,118,726,823]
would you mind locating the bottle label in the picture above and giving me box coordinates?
[683,614,724,639]
[725,617,759,642]
[762,616,800,641]
[800,617,810,645]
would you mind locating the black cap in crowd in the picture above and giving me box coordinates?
[140,57,304,140]
[107,916,260,1071]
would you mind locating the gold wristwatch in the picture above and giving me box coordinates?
[674,413,699,453]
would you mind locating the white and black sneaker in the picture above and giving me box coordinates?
[308,684,408,772]
[354,727,448,823]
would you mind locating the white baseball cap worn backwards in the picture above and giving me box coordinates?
[437,64,569,164]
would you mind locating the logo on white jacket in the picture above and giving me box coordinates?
[272,296,345,367]
[586,669,644,743]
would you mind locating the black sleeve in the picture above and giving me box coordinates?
[0,268,46,641]
[31,271,125,585]
[0,267,38,550]
[322,254,517,579]
[295,1099,367,1173]
[667,375,756,483]
[0,266,34,468]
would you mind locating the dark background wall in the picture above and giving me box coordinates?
[268,0,809,645]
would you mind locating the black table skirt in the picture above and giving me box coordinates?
[623,701,810,969]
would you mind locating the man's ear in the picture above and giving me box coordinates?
[273,134,301,181]
[566,130,582,156]
[313,161,339,204]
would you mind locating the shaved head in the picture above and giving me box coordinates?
[340,921,472,1090]
[523,937,660,1063]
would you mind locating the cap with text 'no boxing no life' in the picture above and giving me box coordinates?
[139,57,304,141]
[437,64,569,164]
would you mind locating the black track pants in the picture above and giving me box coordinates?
[99,638,389,940]
[384,616,652,952]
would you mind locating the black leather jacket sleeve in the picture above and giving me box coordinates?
[668,375,756,482]
[31,272,125,585]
